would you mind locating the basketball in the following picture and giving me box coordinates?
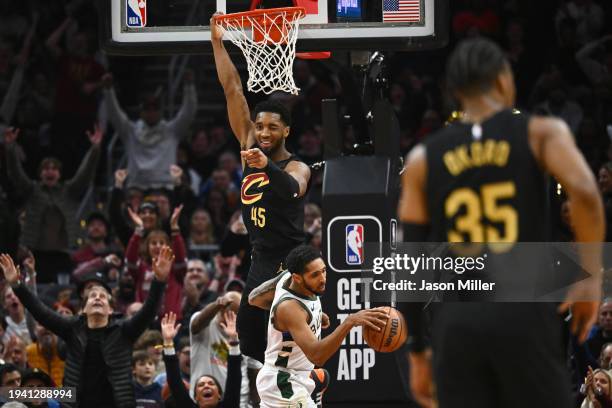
[363,306,408,353]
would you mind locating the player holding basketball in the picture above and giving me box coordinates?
[249,244,388,408]
[398,38,605,408]
[210,14,312,364]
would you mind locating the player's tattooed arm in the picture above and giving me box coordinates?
[248,270,289,310]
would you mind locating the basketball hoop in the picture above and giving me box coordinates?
[214,7,306,95]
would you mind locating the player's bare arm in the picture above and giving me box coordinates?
[398,144,429,224]
[210,13,255,150]
[248,270,289,310]
[529,116,605,343]
[275,300,388,366]
[398,144,435,408]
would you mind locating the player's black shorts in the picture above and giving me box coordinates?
[237,249,291,363]
[431,302,573,408]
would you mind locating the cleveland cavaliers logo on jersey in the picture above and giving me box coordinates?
[241,172,270,205]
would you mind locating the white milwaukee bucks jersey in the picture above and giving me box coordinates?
[265,272,323,372]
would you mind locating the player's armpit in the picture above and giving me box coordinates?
[398,144,429,224]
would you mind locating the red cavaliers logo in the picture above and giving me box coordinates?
[241,173,270,205]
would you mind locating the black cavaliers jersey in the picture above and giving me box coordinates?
[424,109,548,243]
[241,154,306,254]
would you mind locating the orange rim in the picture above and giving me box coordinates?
[214,7,306,28]
[296,51,331,59]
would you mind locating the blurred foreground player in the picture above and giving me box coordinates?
[398,38,605,408]
[249,245,387,408]
[210,14,311,363]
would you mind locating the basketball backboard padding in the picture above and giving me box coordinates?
[99,0,448,56]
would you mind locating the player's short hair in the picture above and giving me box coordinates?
[253,99,292,127]
[132,350,154,367]
[446,38,509,96]
[286,245,322,275]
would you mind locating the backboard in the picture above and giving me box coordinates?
[100,0,448,55]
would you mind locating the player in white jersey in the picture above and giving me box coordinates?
[248,245,389,408]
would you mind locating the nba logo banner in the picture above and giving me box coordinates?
[127,0,147,28]
[345,224,364,265]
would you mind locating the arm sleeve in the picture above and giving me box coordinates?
[65,145,101,197]
[169,84,197,138]
[398,223,431,352]
[12,284,73,338]
[265,160,300,200]
[122,279,166,340]
[221,354,242,408]
[163,352,196,408]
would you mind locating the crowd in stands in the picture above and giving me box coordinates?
[0,0,611,407]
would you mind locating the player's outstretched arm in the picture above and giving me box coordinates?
[530,116,605,343]
[210,12,254,149]
[276,301,388,366]
[248,270,289,310]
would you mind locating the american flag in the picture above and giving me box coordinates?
[382,0,421,23]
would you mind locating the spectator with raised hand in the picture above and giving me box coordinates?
[102,69,197,190]
[190,291,252,406]
[162,311,241,408]
[181,259,218,333]
[125,205,187,319]
[581,367,612,408]
[0,247,173,408]
[71,212,123,282]
[45,16,106,177]
[4,125,102,283]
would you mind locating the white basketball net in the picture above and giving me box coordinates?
[217,8,305,95]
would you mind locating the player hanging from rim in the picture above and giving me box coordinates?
[210,12,312,366]
[398,37,605,408]
[249,245,389,408]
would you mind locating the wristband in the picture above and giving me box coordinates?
[163,348,176,356]
[229,344,241,356]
